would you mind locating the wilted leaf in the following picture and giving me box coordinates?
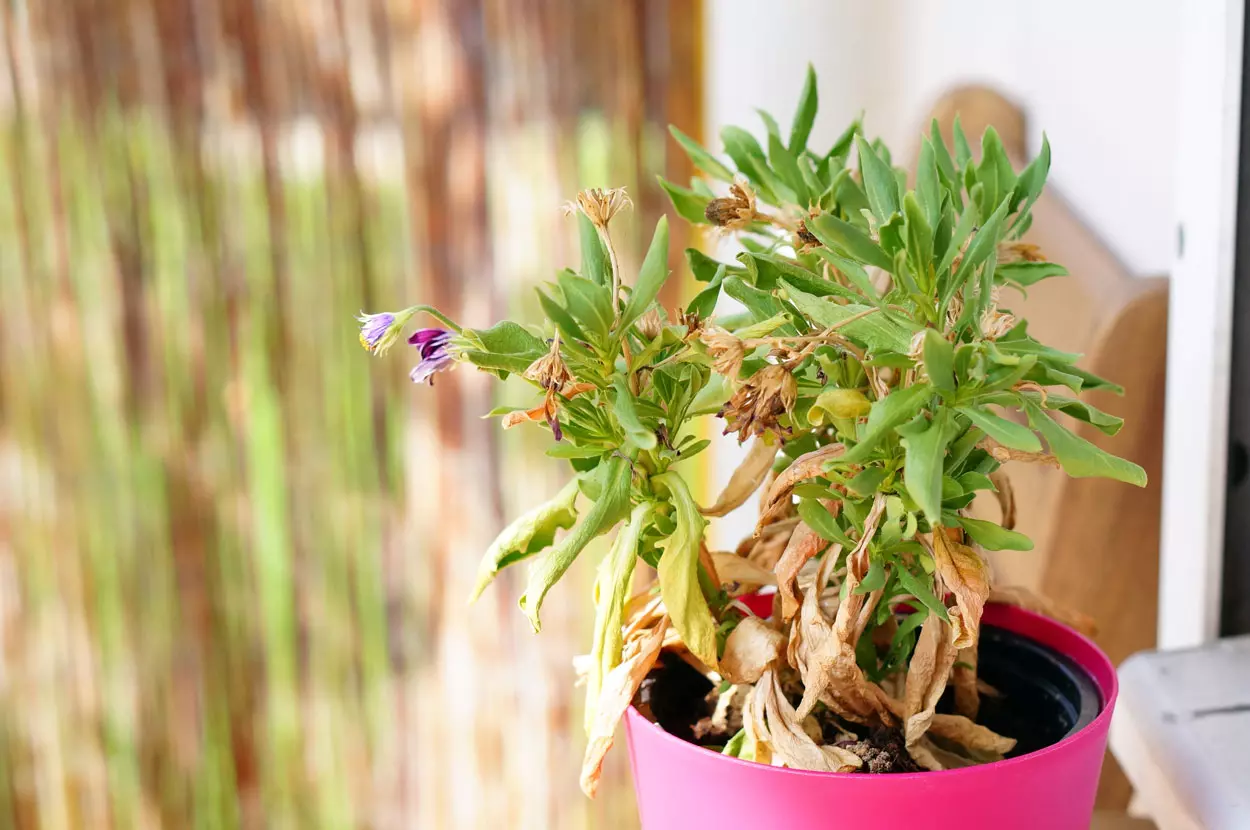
[580,618,668,797]
[989,585,1097,636]
[520,457,631,631]
[902,613,957,752]
[931,529,990,649]
[470,479,580,601]
[952,644,980,720]
[749,669,862,773]
[585,502,653,733]
[655,472,719,669]
[500,383,596,429]
[989,468,1016,529]
[702,439,777,517]
[774,522,830,621]
[929,713,1015,757]
[757,444,845,532]
[721,616,786,684]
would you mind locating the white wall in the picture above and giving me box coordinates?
[705,0,1180,277]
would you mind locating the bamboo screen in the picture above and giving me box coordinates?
[0,1,702,827]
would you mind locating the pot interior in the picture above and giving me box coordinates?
[638,620,1104,760]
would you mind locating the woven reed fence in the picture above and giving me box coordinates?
[0,1,701,827]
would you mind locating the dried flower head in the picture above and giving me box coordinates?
[795,220,820,251]
[997,241,1046,264]
[563,187,632,229]
[636,308,664,341]
[679,309,706,339]
[704,178,758,231]
[524,335,575,392]
[701,329,746,379]
[979,288,1017,341]
[719,363,797,443]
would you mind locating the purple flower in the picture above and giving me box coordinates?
[409,328,455,385]
[357,310,410,355]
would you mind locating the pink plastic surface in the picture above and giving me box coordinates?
[625,603,1117,830]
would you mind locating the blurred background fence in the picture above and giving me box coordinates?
[0,1,701,827]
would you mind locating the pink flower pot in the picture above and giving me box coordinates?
[625,603,1117,829]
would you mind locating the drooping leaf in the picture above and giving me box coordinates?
[931,529,990,649]
[703,439,777,517]
[997,261,1068,287]
[586,501,653,732]
[655,471,719,668]
[1024,401,1146,486]
[1020,391,1123,436]
[520,457,632,630]
[470,478,580,601]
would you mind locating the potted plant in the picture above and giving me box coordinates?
[359,67,1145,829]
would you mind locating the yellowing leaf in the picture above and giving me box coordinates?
[757,444,845,532]
[702,439,776,517]
[931,528,990,649]
[580,618,667,797]
[470,478,579,601]
[585,502,652,733]
[654,472,719,669]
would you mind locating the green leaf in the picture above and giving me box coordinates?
[654,472,719,668]
[782,281,919,354]
[658,176,711,224]
[618,216,670,334]
[903,192,934,284]
[687,266,725,319]
[798,499,850,547]
[722,728,747,758]
[612,376,657,450]
[460,321,547,376]
[997,261,1068,286]
[545,444,607,459]
[942,199,1010,313]
[841,383,934,463]
[586,501,653,731]
[807,212,894,273]
[957,405,1042,452]
[957,517,1034,551]
[558,270,614,340]
[470,478,580,601]
[519,457,632,630]
[853,557,888,595]
[855,134,899,221]
[579,212,609,286]
[923,329,956,394]
[917,137,941,229]
[896,566,949,621]
[789,64,819,153]
[936,205,978,278]
[768,132,809,203]
[825,116,861,164]
[1024,401,1147,486]
[721,126,784,203]
[898,408,954,524]
[1010,133,1051,232]
[725,276,788,325]
[669,124,735,182]
[953,115,973,169]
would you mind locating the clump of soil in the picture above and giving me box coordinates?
[834,728,921,774]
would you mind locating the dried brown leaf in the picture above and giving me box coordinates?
[989,585,1097,636]
[931,529,990,650]
[774,523,830,622]
[750,670,862,772]
[702,439,776,517]
[902,613,958,749]
[756,444,845,533]
[721,617,786,684]
[501,383,596,429]
[580,618,668,797]
[988,468,1016,530]
[712,552,778,590]
[952,644,980,720]
[929,714,1016,756]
